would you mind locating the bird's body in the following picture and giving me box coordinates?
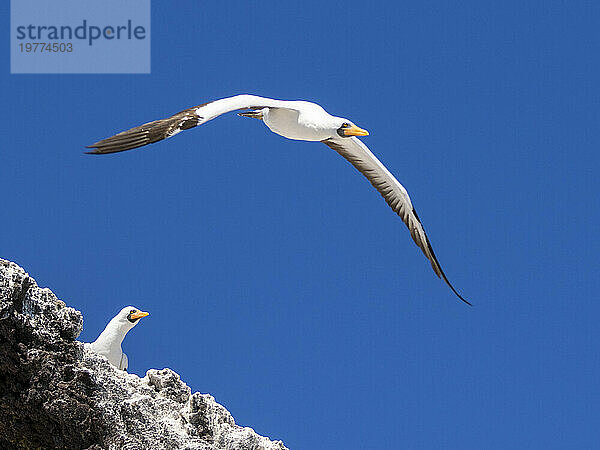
[88,306,149,370]
[263,101,332,141]
[87,95,470,305]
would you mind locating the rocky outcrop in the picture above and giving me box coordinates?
[0,259,288,450]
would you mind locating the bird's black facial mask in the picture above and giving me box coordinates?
[337,123,352,137]
[127,310,138,323]
[337,122,369,137]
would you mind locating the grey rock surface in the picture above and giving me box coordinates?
[0,259,288,450]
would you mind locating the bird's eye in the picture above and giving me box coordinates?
[130,310,136,315]
[342,123,350,128]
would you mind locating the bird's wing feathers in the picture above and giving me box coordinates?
[86,94,469,304]
[86,106,202,154]
[86,95,287,154]
[322,137,470,305]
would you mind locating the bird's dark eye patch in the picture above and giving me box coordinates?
[127,309,139,323]
[337,123,352,138]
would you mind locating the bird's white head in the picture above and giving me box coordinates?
[114,306,149,330]
[90,305,150,357]
[331,117,369,139]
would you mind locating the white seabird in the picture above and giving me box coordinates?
[88,306,149,370]
[87,94,470,305]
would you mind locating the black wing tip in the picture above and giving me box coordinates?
[416,209,472,306]
[85,145,99,154]
[432,254,472,306]
[84,145,115,155]
[438,263,472,306]
[453,289,472,306]
[84,145,136,155]
[84,137,151,154]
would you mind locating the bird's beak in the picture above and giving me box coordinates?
[343,125,369,137]
[130,311,149,320]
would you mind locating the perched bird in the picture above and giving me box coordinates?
[87,94,470,305]
[88,306,149,370]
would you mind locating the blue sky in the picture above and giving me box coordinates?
[2,1,599,448]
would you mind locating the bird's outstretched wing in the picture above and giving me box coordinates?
[86,95,287,154]
[322,137,470,305]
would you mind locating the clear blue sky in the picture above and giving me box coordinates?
[2,1,599,448]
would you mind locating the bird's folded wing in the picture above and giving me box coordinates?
[322,137,470,305]
[86,95,287,154]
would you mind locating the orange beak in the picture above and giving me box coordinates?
[343,124,369,137]
[130,310,149,320]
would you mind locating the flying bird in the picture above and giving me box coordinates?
[88,306,149,370]
[87,95,470,305]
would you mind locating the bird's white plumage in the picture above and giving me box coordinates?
[194,94,286,121]
[88,306,148,370]
[87,94,469,304]
[191,95,337,141]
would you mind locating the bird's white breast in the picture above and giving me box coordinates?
[89,340,124,368]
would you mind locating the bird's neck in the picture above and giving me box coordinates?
[93,319,133,350]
